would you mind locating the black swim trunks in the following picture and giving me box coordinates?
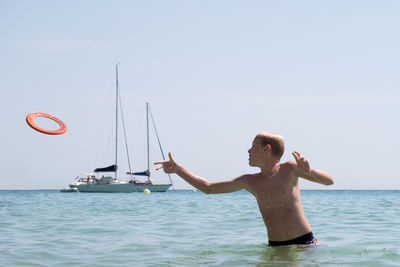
[268,232,320,246]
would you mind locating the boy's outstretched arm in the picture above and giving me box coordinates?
[292,151,334,186]
[154,153,248,194]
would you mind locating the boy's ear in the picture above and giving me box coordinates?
[264,144,272,153]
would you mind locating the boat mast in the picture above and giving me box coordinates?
[146,102,150,182]
[115,64,119,180]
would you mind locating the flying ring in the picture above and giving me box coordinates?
[26,112,67,135]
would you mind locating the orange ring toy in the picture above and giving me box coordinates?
[26,112,67,135]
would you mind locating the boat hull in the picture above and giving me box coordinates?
[60,188,78,193]
[77,183,172,193]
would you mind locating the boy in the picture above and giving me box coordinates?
[155,132,334,246]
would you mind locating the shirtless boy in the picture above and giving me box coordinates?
[155,132,334,246]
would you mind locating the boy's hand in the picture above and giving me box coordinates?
[154,152,179,174]
[292,151,311,176]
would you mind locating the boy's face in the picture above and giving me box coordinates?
[248,138,266,167]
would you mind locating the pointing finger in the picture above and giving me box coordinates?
[155,165,164,171]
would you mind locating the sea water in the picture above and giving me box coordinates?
[1,190,400,266]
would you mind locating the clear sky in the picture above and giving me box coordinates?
[1,0,399,190]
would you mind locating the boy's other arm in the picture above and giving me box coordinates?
[155,153,248,194]
[291,151,334,186]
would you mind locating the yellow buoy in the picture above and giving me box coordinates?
[144,189,150,194]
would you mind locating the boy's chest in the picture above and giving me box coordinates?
[248,175,295,200]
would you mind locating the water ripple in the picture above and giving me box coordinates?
[1,190,400,266]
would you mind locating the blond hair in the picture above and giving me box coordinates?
[256,132,285,159]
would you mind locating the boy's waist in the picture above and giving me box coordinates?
[269,232,319,246]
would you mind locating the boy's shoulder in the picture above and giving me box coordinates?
[238,173,263,184]
[240,173,261,179]
[280,160,297,169]
[279,161,298,178]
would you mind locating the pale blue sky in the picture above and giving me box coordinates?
[1,0,399,190]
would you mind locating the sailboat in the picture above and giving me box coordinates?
[77,65,173,193]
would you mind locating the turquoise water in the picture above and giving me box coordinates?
[1,190,400,266]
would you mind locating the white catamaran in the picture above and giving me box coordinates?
[77,65,173,193]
